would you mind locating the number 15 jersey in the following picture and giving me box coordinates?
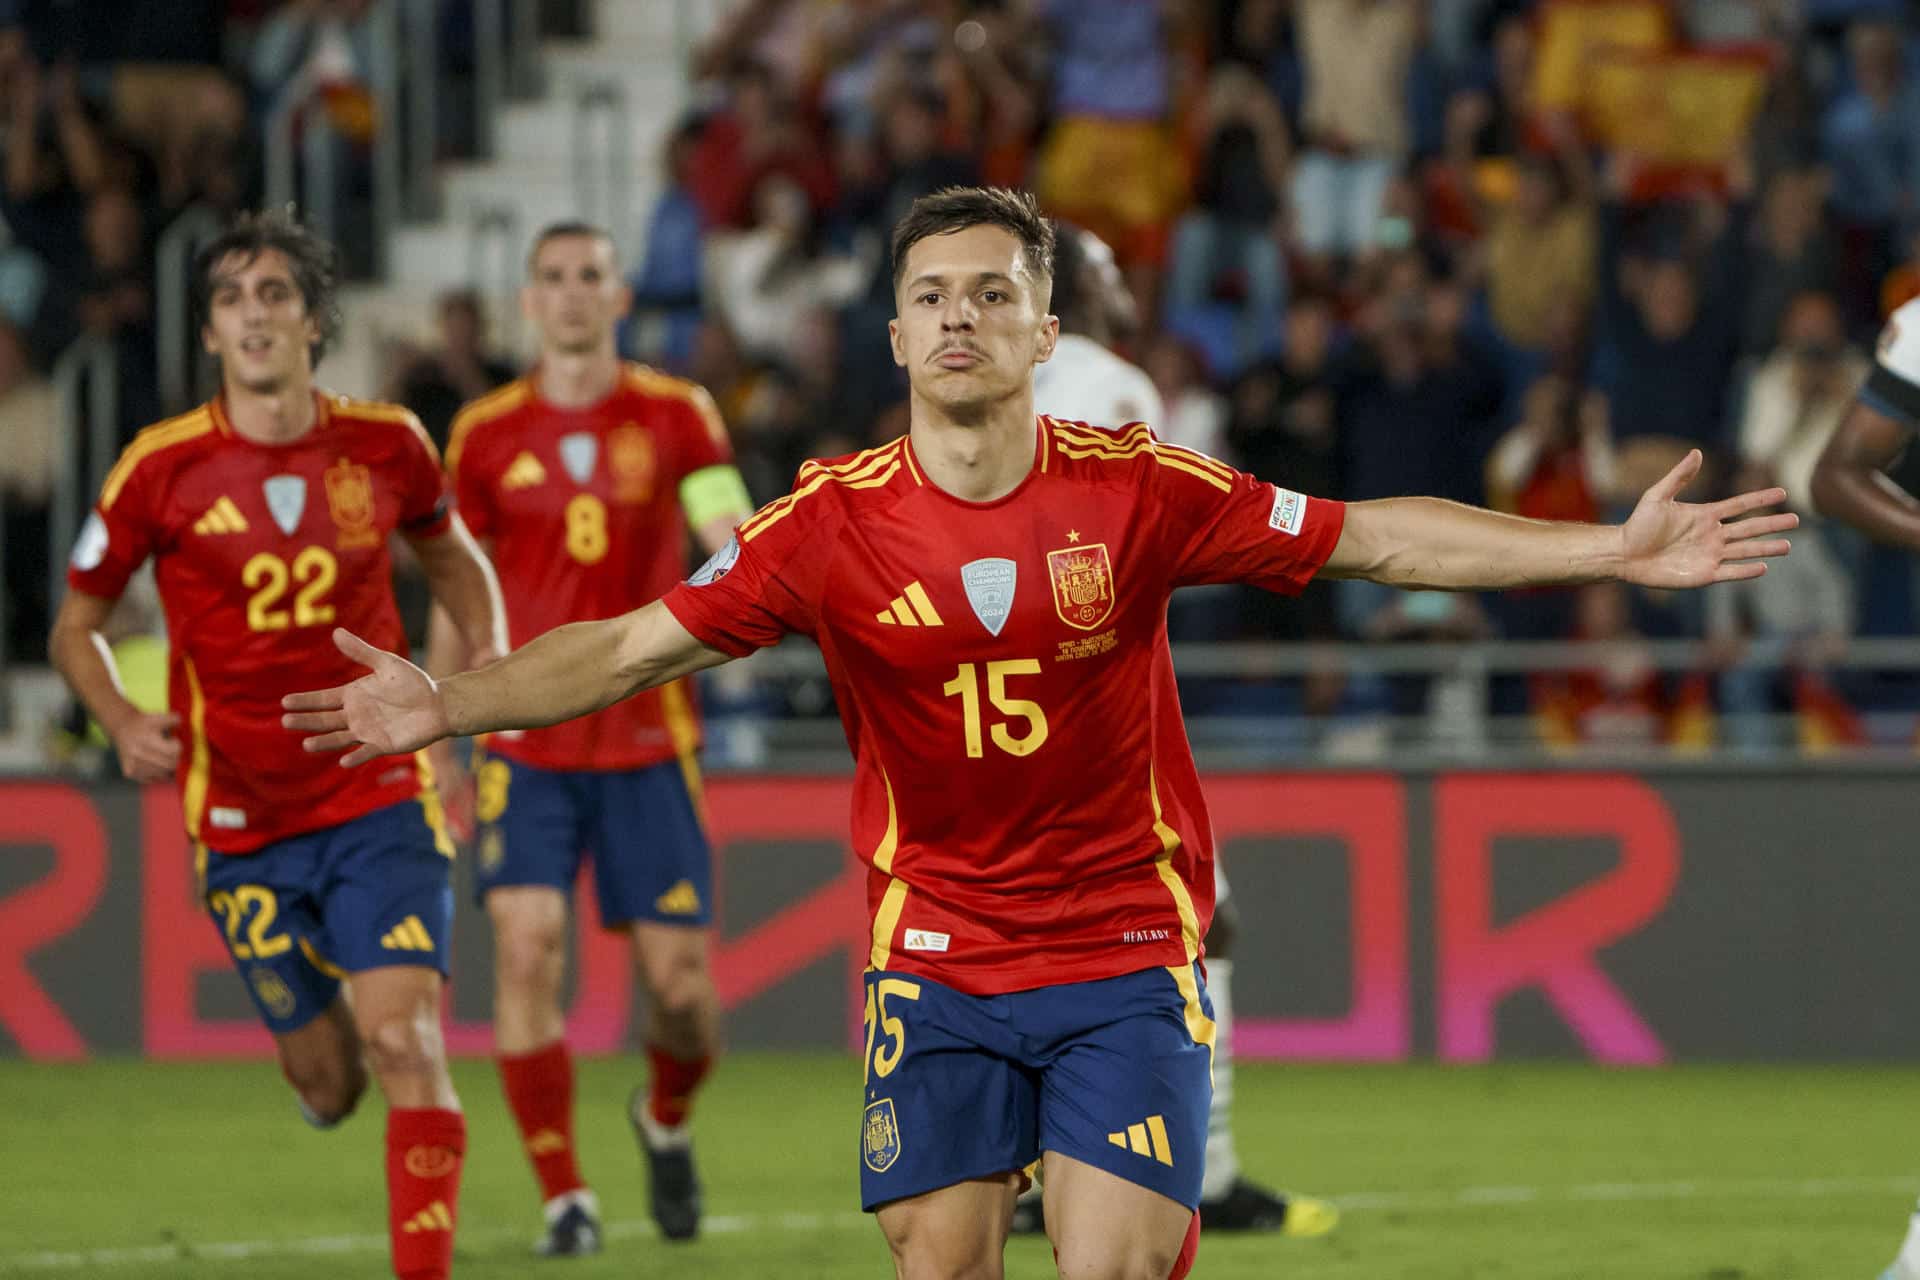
[663,418,1345,996]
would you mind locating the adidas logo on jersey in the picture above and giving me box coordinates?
[192,497,250,535]
[874,581,944,627]
[401,1201,453,1234]
[501,451,547,490]
[654,880,702,916]
[1107,1115,1175,1167]
[379,916,435,952]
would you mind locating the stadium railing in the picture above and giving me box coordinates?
[45,335,120,590]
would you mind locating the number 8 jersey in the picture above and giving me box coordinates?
[68,392,452,853]
[663,418,1347,996]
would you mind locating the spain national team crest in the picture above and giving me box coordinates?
[608,424,655,503]
[324,457,380,549]
[1047,542,1115,631]
[263,474,307,536]
[862,1098,901,1173]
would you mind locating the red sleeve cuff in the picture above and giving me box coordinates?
[662,586,758,659]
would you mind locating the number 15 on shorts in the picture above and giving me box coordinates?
[864,978,920,1084]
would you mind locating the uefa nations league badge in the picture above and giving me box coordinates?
[960,558,1016,636]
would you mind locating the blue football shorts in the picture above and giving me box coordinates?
[199,797,455,1035]
[857,963,1216,1211]
[470,753,713,928]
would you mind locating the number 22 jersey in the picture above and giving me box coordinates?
[663,418,1346,995]
[68,393,453,853]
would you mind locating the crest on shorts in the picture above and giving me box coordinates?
[862,1098,901,1173]
[609,424,655,502]
[323,458,379,549]
[960,558,1016,637]
[559,432,598,486]
[249,966,297,1020]
[263,474,307,536]
[1047,542,1115,631]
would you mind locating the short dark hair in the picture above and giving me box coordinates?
[889,186,1054,297]
[192,208,342,364]
[527,220,616,272]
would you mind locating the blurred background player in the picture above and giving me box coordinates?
[1811,295,1920,1280]
[431,221,752,1254]
[1024,219,1338,1239]
[49,210,505,1280]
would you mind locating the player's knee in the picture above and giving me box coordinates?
[1050,1232,1180,1280]
[884,1220,1003,1280]
[640,943,711,1018]
[493,920,565,993]
[361,1009,445,1081]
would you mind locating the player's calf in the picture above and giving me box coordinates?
[275,998,368,1128]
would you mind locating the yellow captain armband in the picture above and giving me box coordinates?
[680,464,753,530]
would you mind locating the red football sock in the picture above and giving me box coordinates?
[498,1040,586,1203]
[1169,1211,1202,1280]
[386,1107,465,1280]
[645,1042,712,1129]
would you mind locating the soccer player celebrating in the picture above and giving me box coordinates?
[287,188,1793,1280]
[429,222,751,1254]
[1025,220,1335,1239]
[1810,296,1920,1280]
[51,210,505,1280]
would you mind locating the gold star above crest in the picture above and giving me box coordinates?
[1066,529,1081,543]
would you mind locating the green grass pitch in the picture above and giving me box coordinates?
[1,1055,1915,1278]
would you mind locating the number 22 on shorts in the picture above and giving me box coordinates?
[864,978,921,1083]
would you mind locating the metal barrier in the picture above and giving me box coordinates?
[572,79,633,252]
[46,337,120,594]
[466,204,523,347]
[153,204,223,416]
[401,0,440,221]
[366,0,404,278]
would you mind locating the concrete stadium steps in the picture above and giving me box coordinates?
[336,0,713,393]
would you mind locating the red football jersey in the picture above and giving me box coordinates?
[664,418,1346,995]
[68,393,454,854]
[446,365,735,771]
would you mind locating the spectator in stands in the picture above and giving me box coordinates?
[2,51,108,285]
[0,317,54,658]
[687,59,836,232]
[385,289,517,453]
[1742,166,1840,357]
[865,83,977,271]
[1165,65,1289,371]
[703,173,866,368]
[1592,155,1752,492]
[1145,334,1227,459]
[1535,581,1713,750]
[1708,289,1864,751]
[247,0,375,130]
[1819,20,1920,323]
[1483,374,1619,639]
[625,117,708,369]
[1291,0,1420,287]
[1032,0,1190,305]
[932,5,1041,191]
[1225,295,1340,497]
[1482,141,1597,356]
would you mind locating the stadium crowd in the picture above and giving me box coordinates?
[9,0,1920,754]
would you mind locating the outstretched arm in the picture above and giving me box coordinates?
[1324,450,1794,590]
[1810,400,1920,552]
[283,601,732,766]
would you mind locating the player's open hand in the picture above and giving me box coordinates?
[1619,450,1797,589]
[281,629,450,767]
[107,709,181,783]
